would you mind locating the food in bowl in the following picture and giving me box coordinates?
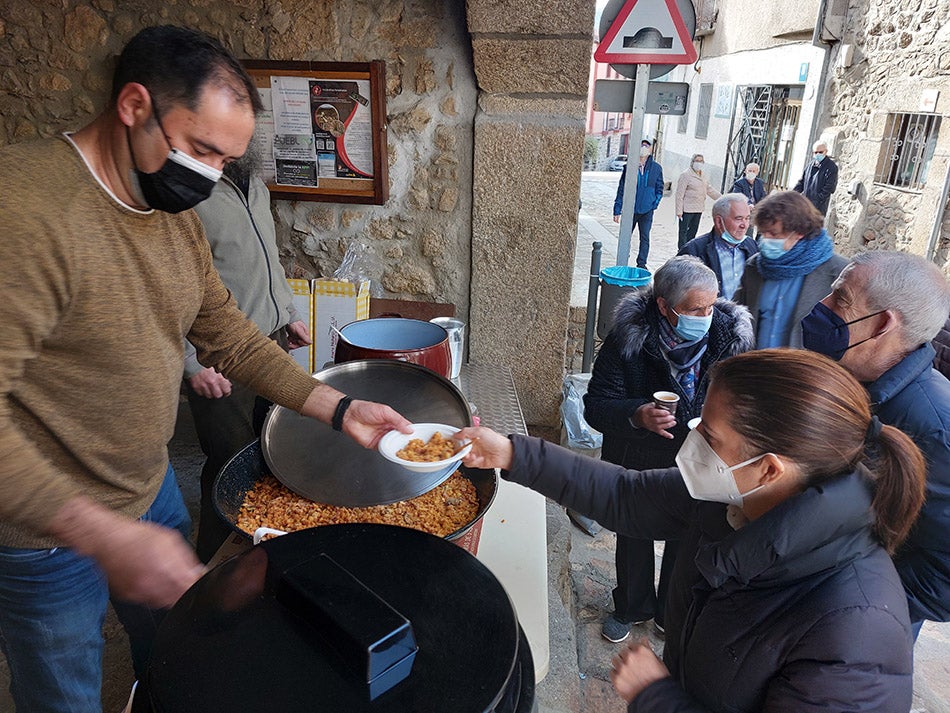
[238,471,479,538]
[377,424,473,473]
[396,432,458,462]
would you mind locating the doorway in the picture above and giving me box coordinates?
[723,85,803,193]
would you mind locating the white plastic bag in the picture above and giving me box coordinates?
[332,241,384,297]
[561,372,603,450]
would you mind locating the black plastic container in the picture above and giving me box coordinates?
[136,524,536,713]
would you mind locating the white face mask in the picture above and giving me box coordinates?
[692,161,704,171]
[675,428,769,505]
[640,146,651,157]
[745,171,757,181]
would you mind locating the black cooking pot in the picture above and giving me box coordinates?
[212,439,497,551]
[135,524,536,713]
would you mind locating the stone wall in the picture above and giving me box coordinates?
[819,0,950,270]
[467,0,591,424]
[0,0,594,426]
[0,0,478,313]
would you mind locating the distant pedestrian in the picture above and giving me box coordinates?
[613,139,665,269]
[793,141,838,215]
[675,154,720,249]
[678,193,758,300]
[730,162,766,236]
[734,191,847,348]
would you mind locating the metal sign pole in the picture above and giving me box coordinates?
[616,63,652,267]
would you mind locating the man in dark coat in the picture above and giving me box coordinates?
[793,141,838,215]
[584,256,754,642]
[613,139,665,269]
[678,193,758,300]
[801,250,950,634]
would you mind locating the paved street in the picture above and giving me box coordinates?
[572,170,713,308]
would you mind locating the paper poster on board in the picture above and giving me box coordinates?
[243,60,388,204]
[309,80,374,179]
[265,76,374,186]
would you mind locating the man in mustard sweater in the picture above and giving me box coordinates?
[0,26,408,711]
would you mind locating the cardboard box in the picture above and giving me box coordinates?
[287,278,314,373]
[312,279,370,371]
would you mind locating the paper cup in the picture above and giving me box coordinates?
[652,390,680,414]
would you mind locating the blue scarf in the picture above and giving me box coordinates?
[758,230,835,281]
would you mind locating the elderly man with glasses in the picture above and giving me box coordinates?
[801,250,950,638]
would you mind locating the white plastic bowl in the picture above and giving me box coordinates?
[378,423,473,473]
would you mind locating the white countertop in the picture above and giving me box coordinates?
[456,364,549,683]
[475,477,550,682]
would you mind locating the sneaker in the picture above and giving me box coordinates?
[601,616,631,643]
[653,621,666,639]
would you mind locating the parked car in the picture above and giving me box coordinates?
[609,154,627,171]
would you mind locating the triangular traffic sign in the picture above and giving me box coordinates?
[594,0,698,65]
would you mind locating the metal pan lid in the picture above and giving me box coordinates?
[260,359,473,507]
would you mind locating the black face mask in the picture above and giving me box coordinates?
[127,99,222,213]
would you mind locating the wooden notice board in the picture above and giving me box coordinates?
[243,59,388,205]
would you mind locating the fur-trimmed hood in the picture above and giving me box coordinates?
[610,286,755,361]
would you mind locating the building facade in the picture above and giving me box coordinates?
[818,0,950,272]
[656,0,827,198]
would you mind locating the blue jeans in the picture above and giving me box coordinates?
[0,464,191,713]
[633,211,655,268]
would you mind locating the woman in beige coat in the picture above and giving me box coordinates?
[676,154,721,249]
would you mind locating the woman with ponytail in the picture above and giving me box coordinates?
[458,349,925,712]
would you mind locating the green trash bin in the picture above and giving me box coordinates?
[597,266,652,339]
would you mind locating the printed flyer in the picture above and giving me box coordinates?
[265,75,374,186]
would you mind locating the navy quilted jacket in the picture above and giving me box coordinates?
[871,343,950,623]
[584,289,754,470]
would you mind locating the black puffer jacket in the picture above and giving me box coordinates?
[505,436,914,713]
[584,289,754,469]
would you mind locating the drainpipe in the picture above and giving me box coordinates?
[808,0,835,148]
[926,157,950,263]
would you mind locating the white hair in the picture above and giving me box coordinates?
[712,193,749,220]
[847,251,950,349]
[654,255,719,307]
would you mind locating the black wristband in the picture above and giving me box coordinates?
[332,395,353,432]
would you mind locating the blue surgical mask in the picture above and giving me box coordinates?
[672,309,713,341]
[720,230,743,246]
[758,237,788,260]
[800,302,885,360]
[813,153,826,162]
